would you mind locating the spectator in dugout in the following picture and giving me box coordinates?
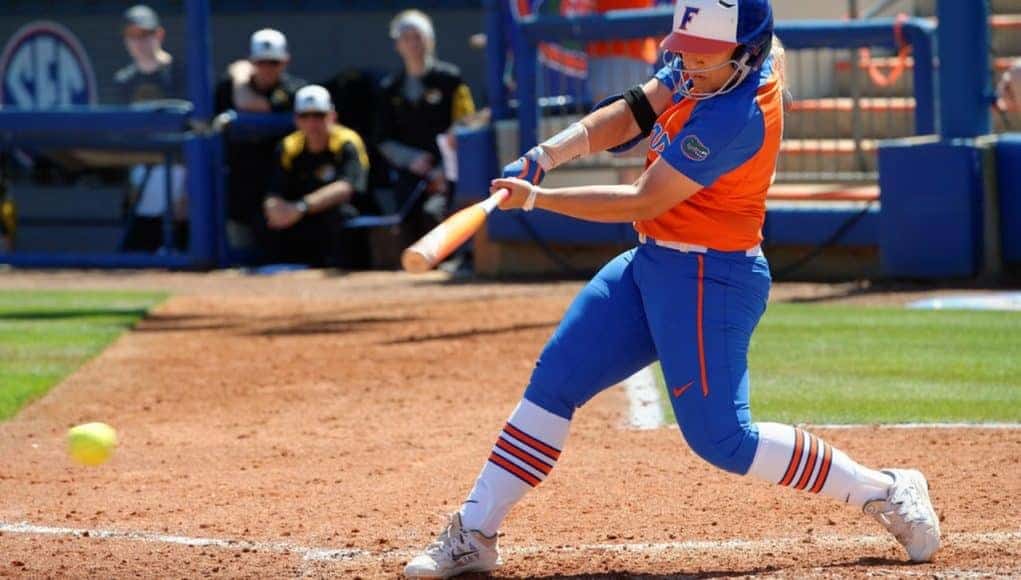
[375,9,477,241]
[114,4,188,253]
[262,86,370,267]
[997,58,1021,112]
[215,28,306,257]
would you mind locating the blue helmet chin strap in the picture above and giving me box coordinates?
[663,51,754,101]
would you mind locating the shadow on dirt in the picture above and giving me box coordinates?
[252,315,419,336]
[381,320,558,345]
[132,311,419,336]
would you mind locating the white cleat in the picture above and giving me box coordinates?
[864,468,941,562]
[404,513,501,578]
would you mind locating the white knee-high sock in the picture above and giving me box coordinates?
[747,423,894,507]
[459,398,570,536]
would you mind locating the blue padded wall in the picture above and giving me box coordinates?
[454,126,498,206]
[997,135,1021,266]
[878,139,984,278]
[487,210,638,245]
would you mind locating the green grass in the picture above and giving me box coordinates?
[657,304,1021,424]
[0,290,165,421]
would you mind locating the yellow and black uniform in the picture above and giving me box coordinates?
[375,60,475,240]
[265,125,370,267]
[215,72,306,227]
[0,179,14,252]
[376,60,475,162]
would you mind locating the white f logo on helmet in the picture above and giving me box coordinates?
[679,6,701,30]
[661,0,774,100]
[665,0,740,55]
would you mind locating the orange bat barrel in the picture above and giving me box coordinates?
[401,189,509,273]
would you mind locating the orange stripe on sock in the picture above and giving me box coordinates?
[488,452,541,487]
[504,424,561,461]
[810,442,833,494]
[696,255,709,398]
[779,428,804,487]
[794,434,820,490]
[496,438,552,475]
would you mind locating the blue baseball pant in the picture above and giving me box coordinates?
[523,241,772,474]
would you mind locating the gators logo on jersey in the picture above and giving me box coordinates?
[680,135,710,161]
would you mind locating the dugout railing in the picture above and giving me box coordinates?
[0,106,212,268]
[0,0,217,269]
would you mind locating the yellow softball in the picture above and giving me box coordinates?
[66,422,118,466]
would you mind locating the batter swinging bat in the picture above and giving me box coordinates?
[401,189,510,273]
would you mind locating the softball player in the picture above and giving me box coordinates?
[405,1,940,577]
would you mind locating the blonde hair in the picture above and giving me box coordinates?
[771,35,793,110]
[390,9,436,56]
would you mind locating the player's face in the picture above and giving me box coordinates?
[252,59,287,87]
[679,49,737,93]
[296,110,332,140]
[123,25,163,62]
[395,28,427,63]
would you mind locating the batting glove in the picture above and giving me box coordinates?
[502,146,547,186]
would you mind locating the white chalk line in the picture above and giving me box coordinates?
[622,366,1021,431]
[622,366,664,430]
[2,521,1019,568]
[0,522,366,562]
[810,422,1021,430]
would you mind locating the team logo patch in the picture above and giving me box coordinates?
[0,21,97,108]
[681,135,710,161]
[424,88,443,105]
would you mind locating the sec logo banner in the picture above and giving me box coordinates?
[0,21,97,109]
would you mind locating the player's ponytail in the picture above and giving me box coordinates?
[771,35,793,112]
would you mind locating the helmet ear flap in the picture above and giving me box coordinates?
[739,32,773,72]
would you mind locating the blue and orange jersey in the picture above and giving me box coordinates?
[635,54,784,251]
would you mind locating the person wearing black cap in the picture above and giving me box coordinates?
[115,4,188,253]
[262,85,369,267]
[215,29,306,256]
[114,4,184,104]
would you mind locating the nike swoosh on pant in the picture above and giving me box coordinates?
[672,381,694,398]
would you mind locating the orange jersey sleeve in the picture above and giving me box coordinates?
[634,56,784,251]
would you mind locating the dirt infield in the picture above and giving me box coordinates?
[0,271,1018,579]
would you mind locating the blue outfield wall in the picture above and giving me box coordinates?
[998,135,1021,267]
[878,139,985,278]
